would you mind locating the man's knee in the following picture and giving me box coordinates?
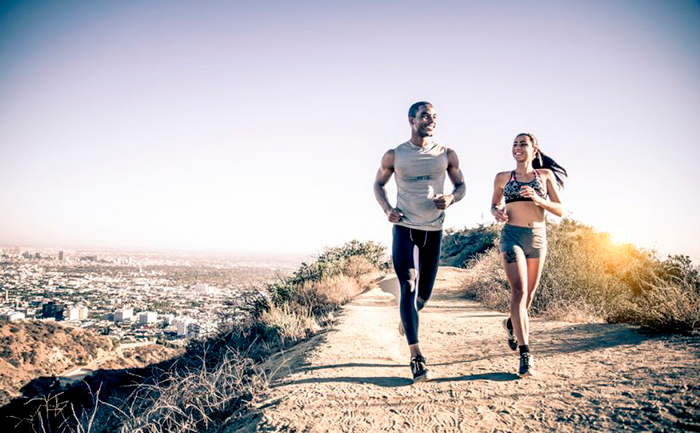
[398,268,418,287]
[416,296,427,311]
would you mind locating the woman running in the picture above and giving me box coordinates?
[490,132,567,377]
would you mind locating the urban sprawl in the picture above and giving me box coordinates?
[0,248,299,345]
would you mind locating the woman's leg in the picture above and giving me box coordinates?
[525,256,546,311]
[502,248,529,346]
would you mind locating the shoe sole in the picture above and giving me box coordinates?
[502,319,518,351]
[412,371,431,383]
[518,370,535,378]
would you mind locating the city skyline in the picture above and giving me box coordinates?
[2,1,699,261]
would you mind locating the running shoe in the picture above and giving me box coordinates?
[502,318,518,351]
[518,352,535,377]
[410,355,430,382]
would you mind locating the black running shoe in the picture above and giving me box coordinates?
[518,353,535,377]
[410,355,430,382]
[503,318,518,351]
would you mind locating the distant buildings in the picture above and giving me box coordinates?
[174,318,189,337]
[138,311,157,325]
[194,283,219,295]
[42,301,65,320]
[66,305,89,321]
[0,311,25,321]
[40,302,88,321]
[114,308,133,323]
[0,247,287,343]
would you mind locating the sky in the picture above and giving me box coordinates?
[1,0,699,261]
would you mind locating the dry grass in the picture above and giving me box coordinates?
[341,256,378,279]
[613,278,700,332]
[261,272,369,343]
[462,249,510,312]
[260,304,321,343]
[115,348,266,433]
[301,275,364,307]
[460,220,700,333]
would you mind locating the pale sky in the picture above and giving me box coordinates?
[1,0,699,261]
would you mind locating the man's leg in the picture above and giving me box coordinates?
[392,225,419,347]
[416,229,442,310]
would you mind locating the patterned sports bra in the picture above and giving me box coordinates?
[503,170,547,204]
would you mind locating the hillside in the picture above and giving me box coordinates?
[230,268,700,432]
[0,320,180,406]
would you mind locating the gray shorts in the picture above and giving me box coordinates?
[499,224,547,263]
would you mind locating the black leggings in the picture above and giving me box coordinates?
[392,225,442,345]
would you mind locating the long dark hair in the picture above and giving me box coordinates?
[517,133,568,188]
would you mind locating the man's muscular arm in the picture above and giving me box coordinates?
[373,150,404,223]
[433,148,465,210]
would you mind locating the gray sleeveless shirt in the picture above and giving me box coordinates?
[394,140,449,231]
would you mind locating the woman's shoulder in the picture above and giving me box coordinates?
[536,168,555,179]
[494,171,511,183]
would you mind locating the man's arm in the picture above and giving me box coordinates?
[433,148,465,210]
[373,150,403,223]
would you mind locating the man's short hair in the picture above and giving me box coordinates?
[408,101,433,118]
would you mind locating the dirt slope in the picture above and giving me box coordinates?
[228,267,700,432]
[0,321,180,405]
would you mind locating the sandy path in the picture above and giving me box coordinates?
[229,267,700,432]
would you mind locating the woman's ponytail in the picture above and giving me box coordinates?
[533,149,567,188]
[518,132,568,188]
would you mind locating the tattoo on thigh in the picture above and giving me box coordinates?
[504,250,518,263]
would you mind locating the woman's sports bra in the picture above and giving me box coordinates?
[503,170,547,204]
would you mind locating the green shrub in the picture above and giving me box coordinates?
[269,240,384,306]
[441,224,499,267]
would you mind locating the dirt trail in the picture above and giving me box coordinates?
[230,267,700,432]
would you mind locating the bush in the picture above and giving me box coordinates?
[441,224,499,267]
[460,248,510,312]
[269,240,383,306]
[260,304,320,344]
[457,219,700,333]
[618,283,700,332]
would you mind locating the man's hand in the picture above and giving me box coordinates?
[386,208,404,223]
[432,194,454,210]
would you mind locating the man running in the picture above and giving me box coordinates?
[373,101,465,382]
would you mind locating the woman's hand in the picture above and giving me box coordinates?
[492,205,508,223]
[520,186,545,206]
